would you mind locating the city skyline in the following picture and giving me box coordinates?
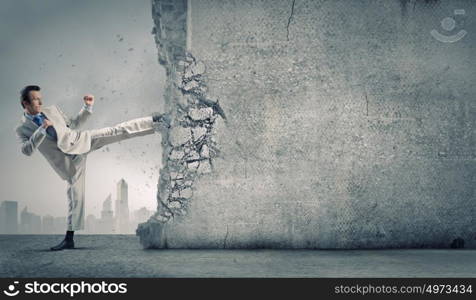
[0,178,154,234]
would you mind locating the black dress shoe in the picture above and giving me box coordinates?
[50,238,74,251]
[152,113,171,128]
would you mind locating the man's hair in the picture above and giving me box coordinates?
[20,85,41,108]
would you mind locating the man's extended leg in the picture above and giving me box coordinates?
[88,115,168,152]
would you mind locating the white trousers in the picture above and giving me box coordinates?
[66,116,156,231]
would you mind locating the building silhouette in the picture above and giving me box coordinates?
[115,179,130,234]
[0,201,18,234]
[42,215,55,234]
[130,207,154,232]
[20,206,42,234]
[85,214,97,233]
[99,194,115,233]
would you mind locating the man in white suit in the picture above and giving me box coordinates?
[15,85,170,251]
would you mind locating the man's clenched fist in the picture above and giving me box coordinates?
[83,94,94,106]
[42,119,53,128]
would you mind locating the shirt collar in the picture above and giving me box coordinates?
[24,111,43,121]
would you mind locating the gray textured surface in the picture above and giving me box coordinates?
[0,235,475,277]
[138,0,475,248]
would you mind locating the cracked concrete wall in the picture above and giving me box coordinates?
[138,0,475,248]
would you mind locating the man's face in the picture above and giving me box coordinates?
[24,90,42,115]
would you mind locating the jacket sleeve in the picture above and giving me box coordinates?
[16,126,47,156]
[56,105,92,130]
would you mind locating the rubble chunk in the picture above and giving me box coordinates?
[200,144,210,158]
[192,126,207,141]
[188,107,214,121]
[169,126,191,146]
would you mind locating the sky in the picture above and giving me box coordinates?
[0,0,166,218]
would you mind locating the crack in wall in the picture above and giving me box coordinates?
[137,0,225,248]
[286,0,296,41]
[399,0,441,16]
[152,53,225,220]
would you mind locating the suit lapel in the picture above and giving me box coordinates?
[21,114,39,132]
[42,105,66,139]
[20,107,57,141]
[41,106,60,131]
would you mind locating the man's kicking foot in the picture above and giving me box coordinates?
[152,113,172,128]
[50,230,75,251]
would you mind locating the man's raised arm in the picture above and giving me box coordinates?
[58,94,94,130]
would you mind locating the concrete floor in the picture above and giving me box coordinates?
[0,235,475,277]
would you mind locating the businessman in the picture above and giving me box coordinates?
[15,85,170,251]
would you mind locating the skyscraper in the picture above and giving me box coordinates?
[0,202,4,233]
[42,215,54,234]
[130,207,154,233]
[133,207,154,223]
[85,214,97,234]
[115,179,130,234]
[0,201,18,234]
[20,206,42,234]
[99,194,115,234]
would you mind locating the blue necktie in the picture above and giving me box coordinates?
[33,114,57,140]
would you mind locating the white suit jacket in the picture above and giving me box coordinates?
[15,105,92,180]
